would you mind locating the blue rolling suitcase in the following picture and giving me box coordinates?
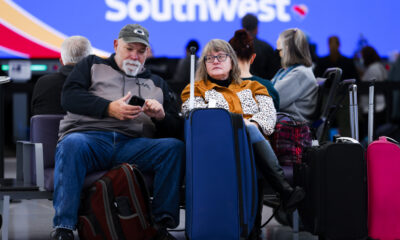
[184,108,258,240]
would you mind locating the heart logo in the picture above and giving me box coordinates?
[292,4,308,19]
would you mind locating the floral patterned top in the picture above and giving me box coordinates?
[181,79,277,136]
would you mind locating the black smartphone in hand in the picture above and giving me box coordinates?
[128,96,145,107]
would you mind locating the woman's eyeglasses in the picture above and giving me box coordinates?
[204,54,229,63]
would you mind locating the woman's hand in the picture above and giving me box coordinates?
[244,118,259,128]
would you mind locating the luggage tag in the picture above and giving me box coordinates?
[208,98,217,108]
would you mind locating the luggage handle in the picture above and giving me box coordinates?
[368,79,376,144]
[320,68,343,119]
[379,136,400,145]
[277,112,297,122]
[276,112,307,126]
[188,46,197,110]
[348,83,359,141]
[336,137,359,144]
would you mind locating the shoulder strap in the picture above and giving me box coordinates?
[129,164,155,226]
[230,113,247,237]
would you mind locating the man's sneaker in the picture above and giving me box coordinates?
[151,228,177,240]
[50,228,74,240]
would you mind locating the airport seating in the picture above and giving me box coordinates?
[0,114,155,239]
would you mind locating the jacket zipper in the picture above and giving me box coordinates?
[123,75,126,97]
[99,180,119,240]
[122,164,147,229]
[135,77,142,97]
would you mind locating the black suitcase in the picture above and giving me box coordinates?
[294,83,368,240]
[294,141,367,239]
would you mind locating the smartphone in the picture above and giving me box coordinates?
[128,95,145,107]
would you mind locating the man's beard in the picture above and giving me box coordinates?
[122,59,142,76]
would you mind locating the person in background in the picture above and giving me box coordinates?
[360,46,388,126]
[31,36,92,115]
[241,13,280,80]
[272,28,318,122]
[51,24,183,240]
[313,35,359,137]
[229,28,280,111]
[314,35,359,80]
[181,40,305,230]
[305,33,318,67]
[389,55,400,122]
[170,39,200,96]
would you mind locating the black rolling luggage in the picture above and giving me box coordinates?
[294,83,368,239]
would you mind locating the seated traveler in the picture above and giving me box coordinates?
[51,24,184,240]
[271,28,318,122]
[180,39,305,218]
[229,28,280,111]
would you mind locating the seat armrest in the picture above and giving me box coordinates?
[16,141,45,190]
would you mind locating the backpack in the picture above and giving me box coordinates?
[77,163,157,240]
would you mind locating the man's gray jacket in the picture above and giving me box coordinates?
[59,54,182,140]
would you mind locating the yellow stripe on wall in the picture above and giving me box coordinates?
[0,0,64,51]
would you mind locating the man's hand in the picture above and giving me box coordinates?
[108,92,142,120]
[142,99,165,121]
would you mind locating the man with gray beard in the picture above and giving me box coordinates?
[51,24,183,240]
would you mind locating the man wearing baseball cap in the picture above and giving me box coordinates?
[51,24,183,240]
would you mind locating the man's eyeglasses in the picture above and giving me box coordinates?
[204,54,229,63]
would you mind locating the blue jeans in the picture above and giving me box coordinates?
[246,124,266,144]
[53,131,185,230]
[246,124,280,166]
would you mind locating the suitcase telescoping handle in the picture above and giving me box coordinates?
[348,81,359,141]
[368,79,375,144]
[189,46,197,110]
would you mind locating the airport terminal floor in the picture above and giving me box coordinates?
[1,155,320,240]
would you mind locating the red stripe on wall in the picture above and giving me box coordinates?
[0,23,60,58]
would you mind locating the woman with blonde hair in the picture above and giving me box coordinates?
[181,39,304,212]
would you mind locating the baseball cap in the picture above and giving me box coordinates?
[118,24,149,47]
